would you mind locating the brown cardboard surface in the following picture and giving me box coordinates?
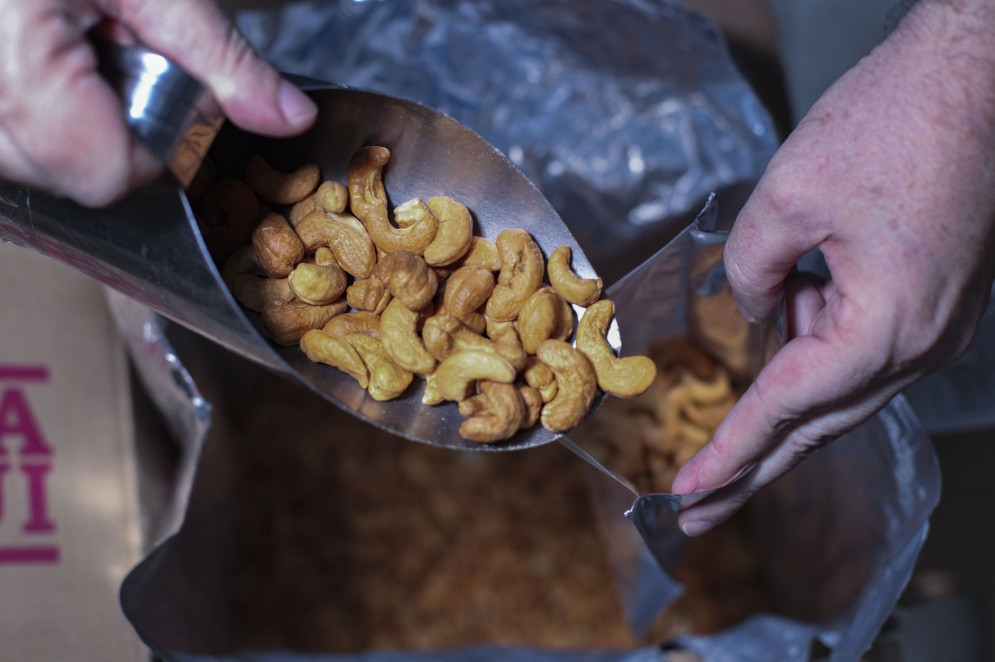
[0,243,147,661]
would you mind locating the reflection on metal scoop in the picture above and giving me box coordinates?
[0,42,608,451]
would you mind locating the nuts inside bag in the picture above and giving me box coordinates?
[191,146,656,444]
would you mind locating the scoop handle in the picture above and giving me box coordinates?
[94,39,224,187]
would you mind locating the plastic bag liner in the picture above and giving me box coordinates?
[562,196,941,661]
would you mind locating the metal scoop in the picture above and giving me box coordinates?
[0,42,607,451]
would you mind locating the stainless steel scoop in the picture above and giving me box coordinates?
[0,42,608,451]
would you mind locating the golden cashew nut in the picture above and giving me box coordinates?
[288,249,348,305]
[322,310,383,339]
[252,212,305,278]
[443,265,495,334]
[547,245,603,306]
[346,277,392,315]
[300,329,369,388]
[244,155,321,205]
[380,299,436,376]
[536,339,598,432]
[261,298,348,346]
[197,178,260,263]
[484,228,545,322]
[575,299,657,397]
[456,236,502,271]
[288,193,317,228]
[518,385,544,428]
[423,196,473,266]
[516,287,574,355]
[346,333,414,401]
[393,198,432,228]
[294,209,376,278]
[383,250,438,311]
[348,146,438,254]
[523,356,558,403]
[422,313,526,371]
[457,381,526,444]
[316,180,348,214]
[221,245,293,312]
[422,350,517,405]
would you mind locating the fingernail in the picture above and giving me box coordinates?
[680,520,714,537]
[278,80,318,127]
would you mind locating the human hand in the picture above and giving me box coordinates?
[672,0,995,536]
[0,0,317,207]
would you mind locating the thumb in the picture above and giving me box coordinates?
[117,0,317,136]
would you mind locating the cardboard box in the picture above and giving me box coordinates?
[0,243,148,661]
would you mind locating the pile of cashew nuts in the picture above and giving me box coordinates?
[192,146,657,443]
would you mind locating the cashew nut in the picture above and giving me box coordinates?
[322,310,382,339]
[300,329,369,388]
[261,298,349,346]
[380,299,436,376]
[316,180,348,214]
[288,249,348,305]
[536,339,598,432]
[576,299,657,397]
[294,209,376,278]
[348,146,439,254]
[442,265,495,334]
[244,154,321,205]
[423,196,473,266]
[484,228,545,322]
[547,245,603,306]
[288,193,317,228]
[516,287,574,355]
[518,385,543,428]
[456,236,502,271]
[197,178,260,263]
[252,212,305,278]
[457,381,526,444]
[221,245,293,312]
[422,350,517,405]
[383,250,438,311]
[422,313,526,371]
[346,333,413,401]
[523,356,558,403]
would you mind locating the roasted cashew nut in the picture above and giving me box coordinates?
[261,298,348,346]
[423,196,473,266]
[316,180,349,214]
[244,155,321,205]
[346,333,414,401]
[288,248,348,305]
[252,212,305,278]
[484,228,545,322]
[221,245,293,312]
[383,250,438,311]
[348,146,439,254]
[575,299,657,397]
[536,339,598,432]
[322,310,383,339]
[442,265,495,334]
[422,349,517,405]
[300,329,369,388]
[455,236,502,271]
[197,178,260,262]
[422,313,526,371]
[516,287,574,355]
[294,209,376,278]
[547,245,603,307]
[380,299,436,376]
[523,356,558,403]
[457,381,526,444]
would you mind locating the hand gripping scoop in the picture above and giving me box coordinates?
[0,42,609,451]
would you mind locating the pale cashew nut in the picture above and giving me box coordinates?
[221,245,293,312]
[422,350,517,405]
[348,146,438,254]
[443,265,494,334]
[516,287,574,355]
[346,333,413,401]
[380,299,436,376]
[300,329,369,388]
[322,311,382,339]
[423,196,473,266]
[536,339,598,432]
[294,209,376,278]
[252,212,305,278]
[244,155,321,205]
[484,228,545,322]
[288,249,348,305]
[682,366,732,404]
[261,298,348,346]
[547,245,603,306]
[457,381,526,444]
[575,299,657,397]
